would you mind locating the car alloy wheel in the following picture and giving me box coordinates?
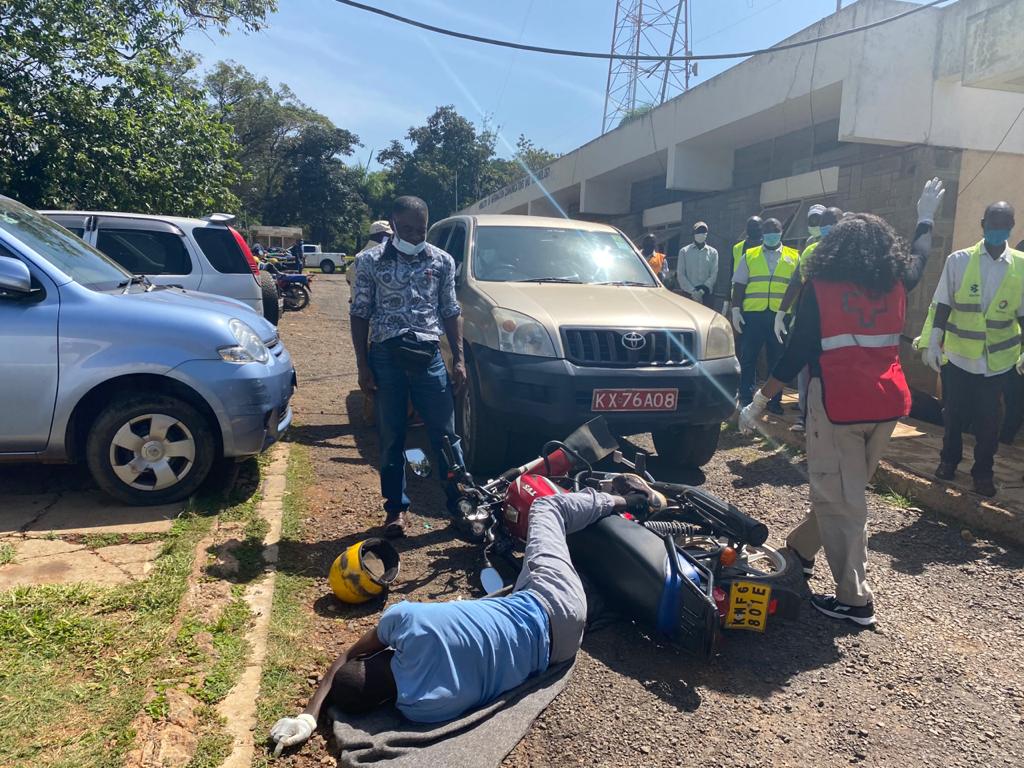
[109,413,197,491]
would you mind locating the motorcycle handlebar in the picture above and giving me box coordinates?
[650,482,769,547]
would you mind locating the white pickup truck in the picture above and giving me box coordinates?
[302,243,347,274]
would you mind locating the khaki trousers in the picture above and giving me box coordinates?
[786,379,896,607]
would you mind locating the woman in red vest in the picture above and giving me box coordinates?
[738,182,942,626]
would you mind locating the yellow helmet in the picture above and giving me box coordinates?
[328,538,400,604]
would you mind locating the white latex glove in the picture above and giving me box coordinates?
[773,310,787,344]
[922,328,944,373]
[1016,352,1024,376]
[270,713,316,757]
[739,391,770,435]
[730,307,745,334]
[917,177,945,225]
[721,301,731,317]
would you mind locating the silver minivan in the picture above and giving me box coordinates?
[43,210,265,316]
[0,196,295,505]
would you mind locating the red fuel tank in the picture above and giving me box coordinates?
[503,473,566,541]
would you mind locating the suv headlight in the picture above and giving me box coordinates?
[704,313,735,360]
[219,318,271,363]
[492,308,556,358]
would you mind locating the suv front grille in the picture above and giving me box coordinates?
[561,328,697,367]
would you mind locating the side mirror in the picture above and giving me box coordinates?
[480,567,505,595]
[0,257,32,296]
[404,448,431,478]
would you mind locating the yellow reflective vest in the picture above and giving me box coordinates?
[741,245,800,312]
[943,241,1024,372]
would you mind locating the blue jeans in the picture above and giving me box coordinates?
[738,310,783,407]
[369,344,465,514]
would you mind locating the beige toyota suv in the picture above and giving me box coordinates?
[426,215,739,471]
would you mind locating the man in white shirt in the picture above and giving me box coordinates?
[676,221,719,307]
[923,201,1024,497]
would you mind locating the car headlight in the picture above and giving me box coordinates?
[704,313,735,360]
[219,318,271,363]
[492,308,556,357]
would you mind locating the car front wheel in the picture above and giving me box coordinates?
[652,423,722,469]
[86,394,216,505]
[456,365,510,473]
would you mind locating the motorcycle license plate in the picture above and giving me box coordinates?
[725,581,771,632]
[591,388,678,412]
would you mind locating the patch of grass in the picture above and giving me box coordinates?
[252,444,325,768]
[184,705,233,768]
[879,486,916,509]
[191,597,253,705]
[0,542,14,566]
[0,480,265,768]
[78,532,166,549]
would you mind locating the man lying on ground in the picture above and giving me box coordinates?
[269,478,664,755]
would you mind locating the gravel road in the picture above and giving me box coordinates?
[278,274,1024,767]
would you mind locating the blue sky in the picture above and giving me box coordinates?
[183,0,847,167]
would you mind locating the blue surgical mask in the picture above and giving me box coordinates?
[984,228,1011,247]
[763,233,782,248]
[807,225,821,238]
[819,224,833,237]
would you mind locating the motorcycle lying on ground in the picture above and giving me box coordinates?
[261,261,312,311]
[408,417,802,659]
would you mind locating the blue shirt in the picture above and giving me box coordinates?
[376,592,550,723]
[349,241,461,344]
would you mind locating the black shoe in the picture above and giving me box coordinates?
[787,547,815,579]
[973,476,996,498]
[811,595,875,626]
[935,462,956,481]
[766,401,785,416]
[383,510,407,538]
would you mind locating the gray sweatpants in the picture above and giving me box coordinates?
[513,489,615,664]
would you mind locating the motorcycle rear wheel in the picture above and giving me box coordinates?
[283,285,310,311]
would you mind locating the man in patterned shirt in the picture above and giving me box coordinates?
[350,196,467,536]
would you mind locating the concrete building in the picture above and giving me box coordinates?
[247,224,303,250]
[462,0,1024,392]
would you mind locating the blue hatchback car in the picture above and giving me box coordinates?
[0,195,295,505]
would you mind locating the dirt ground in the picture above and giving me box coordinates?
[277,274,1024,768]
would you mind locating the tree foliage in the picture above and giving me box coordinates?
[0,0,274,213]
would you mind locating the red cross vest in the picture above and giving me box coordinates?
[812,279,912,424]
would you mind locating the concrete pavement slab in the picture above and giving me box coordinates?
[0,538,162,589]
[1,491,181,536]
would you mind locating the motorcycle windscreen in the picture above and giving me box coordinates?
[562,417,619,466]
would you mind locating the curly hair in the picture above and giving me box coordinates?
[802,213,911,294]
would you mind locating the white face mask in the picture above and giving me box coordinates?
[693,233,708,245]
[808,225,821,238]
[393,235,427,256]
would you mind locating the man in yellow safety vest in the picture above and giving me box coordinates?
[922,201,1024,497]
[730,217,800,412]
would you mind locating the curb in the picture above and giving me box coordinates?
[756,415,1024,547]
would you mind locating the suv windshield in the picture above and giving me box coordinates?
[472,226,657,286]
[0,197,130,290]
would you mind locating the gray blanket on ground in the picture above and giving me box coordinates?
[328,660,574,768]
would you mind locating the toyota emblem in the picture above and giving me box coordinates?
[622,331,646,350]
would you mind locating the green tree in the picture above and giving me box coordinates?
[378,105,498,219]
[0,0,274,213]
[482,134,559,197]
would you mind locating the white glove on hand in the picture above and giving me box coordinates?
[731,307,745,334]
[922,328,944,373]
[739,391,770,435]
[773,310,787,345]
[917,177,945,225]
[270,713,316,757]
[1016,352,1024,376]
[721,301,731,317]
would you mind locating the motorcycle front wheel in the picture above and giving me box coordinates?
[283,285,311,311]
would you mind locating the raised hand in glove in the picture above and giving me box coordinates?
[730,307,745,334]
[270,713,317,757]
[922,328,944,374]
[773,310,787,345]
[917,177,945,225]
[739,391,769,435]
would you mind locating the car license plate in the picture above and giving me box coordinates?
[725,581,771,632]
[591,388,678,412]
